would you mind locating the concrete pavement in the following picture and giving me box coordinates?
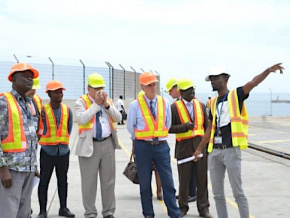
[30,116,290,218]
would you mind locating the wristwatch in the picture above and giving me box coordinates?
[105,105,110,110]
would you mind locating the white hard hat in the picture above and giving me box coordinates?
[205,66,230,81]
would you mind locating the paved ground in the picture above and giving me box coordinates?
[30,116,290,218]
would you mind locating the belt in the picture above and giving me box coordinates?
[144,140,166,146]
[213,144,233,149]
[93,135,111,142]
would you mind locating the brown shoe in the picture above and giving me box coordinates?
[180,210,187,217]
[200,210,213,218]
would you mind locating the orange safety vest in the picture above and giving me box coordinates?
[0,92,27,152]
[39,103,70,146]
[33,94,42,114]
[135,95,168,140]
[78,94,116,135]
[175,99,205,142]
[208,89,249,153]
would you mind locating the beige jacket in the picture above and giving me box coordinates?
[74,96,122,157]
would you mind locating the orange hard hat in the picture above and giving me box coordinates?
[8,63,39,82]
[139,71,158,86]
[45,80,66,93]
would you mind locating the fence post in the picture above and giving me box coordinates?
[130,66,137,99]
[48,57,54,80]
[119,64,126,100]
[13,54,19,63]
[105,62,114,99]
[80,60,85,94]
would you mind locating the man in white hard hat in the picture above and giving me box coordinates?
[194,63,284,218]
[75,73,121,218]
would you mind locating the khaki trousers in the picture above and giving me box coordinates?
[78,137,116,218]
[0,170,34,218]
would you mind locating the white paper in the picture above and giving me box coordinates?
[177,154,203,165]
[33,176,40,188]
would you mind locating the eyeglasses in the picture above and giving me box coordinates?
[147,83,156,87]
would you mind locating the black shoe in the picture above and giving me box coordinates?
[103,215,115,218]
[176,195,179,199]
[188,195,197,202]
[36,211,47,218]
[59,208,75,217]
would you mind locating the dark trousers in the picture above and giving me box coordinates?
[134,140,181,218]
[189,164,197,197]
[177,152,209,215]
[119,110,124,124]
[38,149,69,211]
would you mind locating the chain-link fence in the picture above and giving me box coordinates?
[0,55,160,101]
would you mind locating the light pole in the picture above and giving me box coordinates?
[269,88,272,116]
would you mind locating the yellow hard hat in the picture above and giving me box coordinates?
[32,77,40,89]
[88,73,106,88]
[165,78,177,92]
[177,79,195,90]
[138,90,145,97]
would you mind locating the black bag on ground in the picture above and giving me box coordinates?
[122,110,127,120]
[123,154,139,184]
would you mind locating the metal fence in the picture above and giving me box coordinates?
[0,55,160,100]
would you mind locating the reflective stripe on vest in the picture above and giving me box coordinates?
[175,99,205,141]
[39,103,70,146]
[135,95,168,140]
[208,89,249,153]
[1,92,27,152]
[33,94,42,114]
[78,94,116,135]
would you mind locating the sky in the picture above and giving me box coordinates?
[0,0,289,93]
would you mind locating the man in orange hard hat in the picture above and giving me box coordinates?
[75,73,121,218]
[0,63,40,218]
[127,71,181,218]
[37,80,75,218]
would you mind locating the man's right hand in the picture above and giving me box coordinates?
[186,122,195,130]
[94,90,104,105]
[0,166,12,188]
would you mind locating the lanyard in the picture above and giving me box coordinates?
[19,99,32,120]
[216,91,229,134]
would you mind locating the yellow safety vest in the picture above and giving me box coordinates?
[33,94,42,114]
[175,99,205,141]
[78,94,116,135]
[0,92,27,152]
[135,95,168,140]
[39,103,70,146]
[208,89,249,153]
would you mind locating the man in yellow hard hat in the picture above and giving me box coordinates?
[37,80,75,218]
[75,73,121,218]
[127,71,180,218]
[194,63,284,218]
[165,78,180,99]
[166,78,197,203]
[0,63,39,218]
[26,77,43,138]
[169,79,212,218]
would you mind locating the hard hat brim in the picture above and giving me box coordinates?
[141,79,159,86]
[45,87,66,93]
[205,73,230,81]
[8,68,39,82]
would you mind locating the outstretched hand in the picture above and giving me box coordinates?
[268,63,284,74]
